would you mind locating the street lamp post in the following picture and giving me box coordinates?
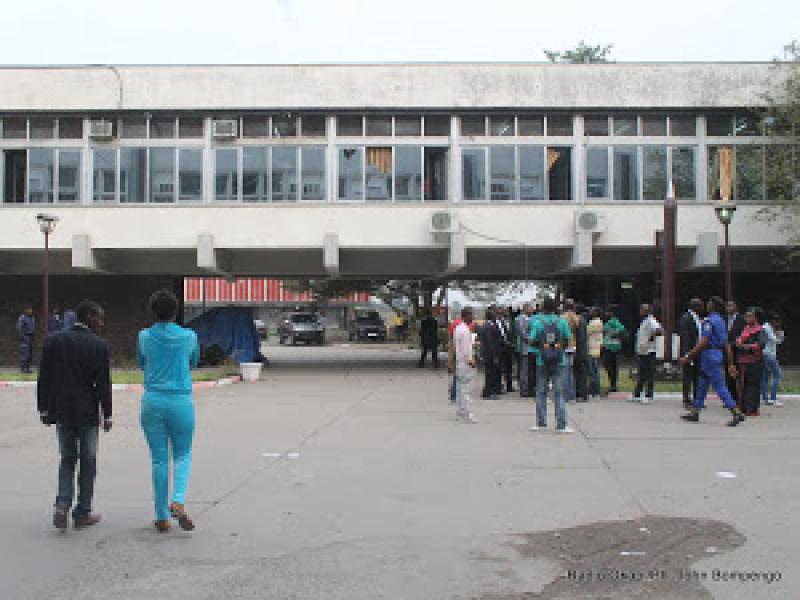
[714,203,737,301]
[36,214,59,336]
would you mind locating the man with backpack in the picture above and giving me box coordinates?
[528,297,574,434]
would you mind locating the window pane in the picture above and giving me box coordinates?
[586,147,609,198]
[547,115,573,136]
[424,147,448,201]
[272,114,297,138]
[365,147,392,201]
[518,115,544,136]
[735,146,764,200]
[584,116,609,136]
[93,149,117,202]
[179,117,204,139]
[178,149,203,201]
[150,116,176,139]
[490,146,515,200]
[58,150,81,202]
[707,114,734,136]
[121,117,147,139]
[337,116,363,136]
[462,148,486,200]
[547,147,572,200]
[461,115,485,136]
[338,147,363,199]
[671,147,696,199]
[215,148,239,201]
[395,115,422,136]
[301,147,325,200]
[394,146,422,201]
[489,115,514,137]
[29,149,54,203]
[735,112,761,136]
[519,146,545,200]
[2,117,27,139]
[58,117,83,139]
[641,115,667,136]
[643,146,667,200]
[669,115,696,137]
[243,147,268,202]
[272,146,298,201]
[613,146,639,200]
[766,145,794,200]
[424,115,450,136]
[613,115,638,136]
[301,115,326,137]
[150,148,175,203]
[120,148,147,203]
[365,116,392,136]
[30,118,55,140]
[243,116,269,138]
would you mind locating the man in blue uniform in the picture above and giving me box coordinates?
[679,296,746,427]
[16,303,36,373]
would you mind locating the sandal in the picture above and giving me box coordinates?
[169,503,195,531]
[154,520,171,533]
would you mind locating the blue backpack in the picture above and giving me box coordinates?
[538,319,564,370]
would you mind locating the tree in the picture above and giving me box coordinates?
[544,41,613,64]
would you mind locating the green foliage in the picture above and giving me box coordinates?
[544,41,613,64]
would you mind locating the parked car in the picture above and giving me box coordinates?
[254,319,268,339]
[349,309,387,342]
[278,312,325,345]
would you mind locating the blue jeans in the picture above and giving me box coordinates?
[56,424,98,518]
[588,357,601,396]
[141,392,195,521]
[562,353,576,401]
[449,373,457,403]
[536,365,567,429]
[761,354,782,402]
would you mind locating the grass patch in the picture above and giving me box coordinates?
[0,367,238,385]
[605,369,800,394]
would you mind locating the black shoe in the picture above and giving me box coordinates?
[53,505,69,531]
[681,413,700,423]
[73,513,101,529]
[727,413,746,427]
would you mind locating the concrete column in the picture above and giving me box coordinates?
[326,115,337,202]
[448,115,460,203]
[203,116,214,202]
[697,115,708,202]
[574,114,585,203]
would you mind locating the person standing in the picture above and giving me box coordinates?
[496,307,514,393]
[418,310,440,369]
[138,290,201,533]
[560,300,580,402]
[16,303,36,373]
[573,305,589,402]
[678,298,704,409]
[680,296,746,427]
[633,304,662,404]
[63,307,78,331]
[529,297,573,433]
[37,300,111,530]
[735,308,767,416]
[603,307,626,394]
[447,315,463,404]
[480,308,502,399]
[761,312,784,407]
[516,304,536,398]
[47,304,64,335]
[453,308,478,424]
[586,307,604,400]
[725,301,746,405]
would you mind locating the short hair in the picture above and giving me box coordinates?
[461,307,473,319]
[709,296,725,313]
[748,307,766,324]
[541,296,557,313]
[75,300,103,324]
[590,306,602,319]
[149,289,178,322]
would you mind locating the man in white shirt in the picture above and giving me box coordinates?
[453,308,478,424]
[633,304,662,404]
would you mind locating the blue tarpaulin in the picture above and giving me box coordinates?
[187,307,264,364]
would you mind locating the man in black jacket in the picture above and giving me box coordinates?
[37,300,112,531]
[679,298,704,409]
[418,310,440,368]
[725,301,746,405]
[481,308,503,399]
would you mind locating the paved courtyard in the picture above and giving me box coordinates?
[1,344,797,599]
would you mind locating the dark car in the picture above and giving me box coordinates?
[349,310,387,342]
[278,312,325,345]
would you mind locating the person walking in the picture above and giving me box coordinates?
[761,312,784,407]
[37,300,111,531]
[16,303,36,373]
[681,296,746,427]
[418,310,440,369]
[679,298,704,409]
[480,308,503,399]
[735,308,767,416]
[725,301,746,405]
[633,304,662,404]
[453,308,478,424]
[447,315,463,404]
[586,307,604,400]
[529,297,573,433]
[603,307,626,394]
[137,290,201,533]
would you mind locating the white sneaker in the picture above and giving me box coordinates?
[774,400,784,407]
[464,414,478,424]
[631,396,641,403]
[556,426,575,434]
[640,397,651,405]
[529,425,545,432]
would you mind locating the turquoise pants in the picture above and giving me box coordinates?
[141,392,195,521]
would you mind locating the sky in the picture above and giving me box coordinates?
[0,0,796,65]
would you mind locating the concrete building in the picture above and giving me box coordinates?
[1,63,798,363]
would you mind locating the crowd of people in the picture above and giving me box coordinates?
[448,296,787,430]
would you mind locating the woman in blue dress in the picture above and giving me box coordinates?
[137,290,200,532]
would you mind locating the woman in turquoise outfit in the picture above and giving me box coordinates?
[137,290,200,533]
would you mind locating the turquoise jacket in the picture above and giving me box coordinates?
[137,322,200,394]
[528,314,572,368]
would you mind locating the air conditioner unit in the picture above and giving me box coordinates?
[430,211,458,244]
[212,119,238,139]
[575,210,607,235]
[88,120,113,140]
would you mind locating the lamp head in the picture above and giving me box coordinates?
[714,203,737,226]
[36,213,59,234]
